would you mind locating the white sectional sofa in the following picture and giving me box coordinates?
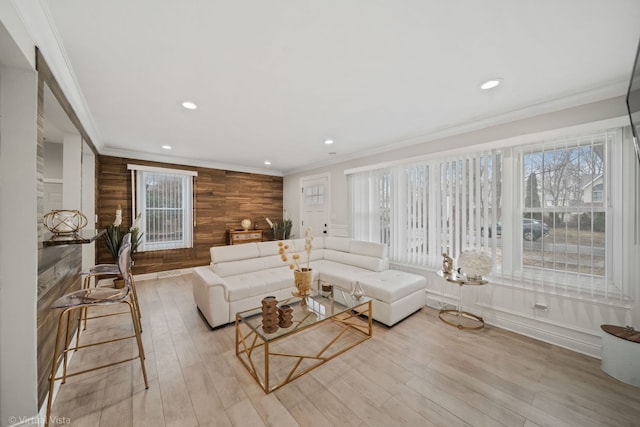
[192,237,426,328]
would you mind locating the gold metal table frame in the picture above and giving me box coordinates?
[235,293,372,393]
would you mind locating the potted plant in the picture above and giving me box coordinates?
[103,206,143,287]
[266,217,293,240]
[278,227,314,297]
[103,205,124,263]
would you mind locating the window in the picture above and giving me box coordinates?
[520,135,608,279]
[350,151,501,267]
[348,124,635,302]
[128,164,197,251]
[305,184,325,206]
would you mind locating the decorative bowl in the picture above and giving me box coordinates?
[43,210,88,234]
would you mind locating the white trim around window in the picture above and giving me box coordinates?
[127,164,197,251]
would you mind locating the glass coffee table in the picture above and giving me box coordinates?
[235,290,372,393]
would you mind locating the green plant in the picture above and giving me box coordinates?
[103,206,143,262]
[265,216,293,240]
[104,223,122,262]
[271,219,293,240]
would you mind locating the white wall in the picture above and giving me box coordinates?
[81,143,96,271]
[0,18,39,427]
[284,96,639,357]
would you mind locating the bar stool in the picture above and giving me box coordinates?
[79,233,142,335]
[45,234,148,427]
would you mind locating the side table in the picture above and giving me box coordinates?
[600,324,640,387]
[437,271,488,330]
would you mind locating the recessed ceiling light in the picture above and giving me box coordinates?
[324,139,334,145]
[161,145,172,150]
[181,101,198,110]
[480,79,502,90]
[264,161,271,165]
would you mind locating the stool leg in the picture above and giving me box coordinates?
[126,300,149,389]
[46,309,69,427]
[81,275,90,331]
[130,278,143,331]
[61,310,73,384]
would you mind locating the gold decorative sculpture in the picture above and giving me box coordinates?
[442,253,454,275]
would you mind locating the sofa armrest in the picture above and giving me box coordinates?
[192,266,231,328]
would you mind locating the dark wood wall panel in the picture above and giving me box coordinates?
[96,155,283,275]
[36,246,82,407]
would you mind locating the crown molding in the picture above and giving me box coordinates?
[14,0,102,148]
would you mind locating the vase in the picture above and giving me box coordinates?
[293,268,313,297]
[278,304,293,328]
[351,281,365,300]
[113,277,126,289]
[261,296,279,333]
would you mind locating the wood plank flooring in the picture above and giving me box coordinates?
[48,275,640,426]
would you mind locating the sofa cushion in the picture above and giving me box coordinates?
[311,260,373,290]
[291,237,325,261]
[324,249,388,272]
[325,236,351,252]
[224,266,293,301]
[358,270,426,304]
[256,240,293,257]
[214,258,262,277]
[211,243,259,263]
[261,254,288,270]
[350,240,387,259]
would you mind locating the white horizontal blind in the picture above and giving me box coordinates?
[128,165,197,251]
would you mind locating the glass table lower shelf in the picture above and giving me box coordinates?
[235,291,372,393]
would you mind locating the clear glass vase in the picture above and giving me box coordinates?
[351,281,365,300]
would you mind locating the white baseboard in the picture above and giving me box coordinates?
[425,289,602,358]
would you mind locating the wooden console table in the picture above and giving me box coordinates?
[228,229,263,245]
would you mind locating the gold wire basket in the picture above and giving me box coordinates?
[44,210,88,234]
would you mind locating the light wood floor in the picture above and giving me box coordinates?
[48,274,640,427]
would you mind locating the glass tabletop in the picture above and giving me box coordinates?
[236,290,371,341]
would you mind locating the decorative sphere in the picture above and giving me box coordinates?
[241,218,252,230]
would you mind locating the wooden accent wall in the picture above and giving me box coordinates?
[96,155,284,274]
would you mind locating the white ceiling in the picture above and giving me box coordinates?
[20,1,640,175]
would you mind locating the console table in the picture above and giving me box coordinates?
[227,229,262,245]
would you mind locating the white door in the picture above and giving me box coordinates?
[300,174,329,238]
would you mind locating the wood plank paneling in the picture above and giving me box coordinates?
[96,156,283,274]
[36,246,82,407]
